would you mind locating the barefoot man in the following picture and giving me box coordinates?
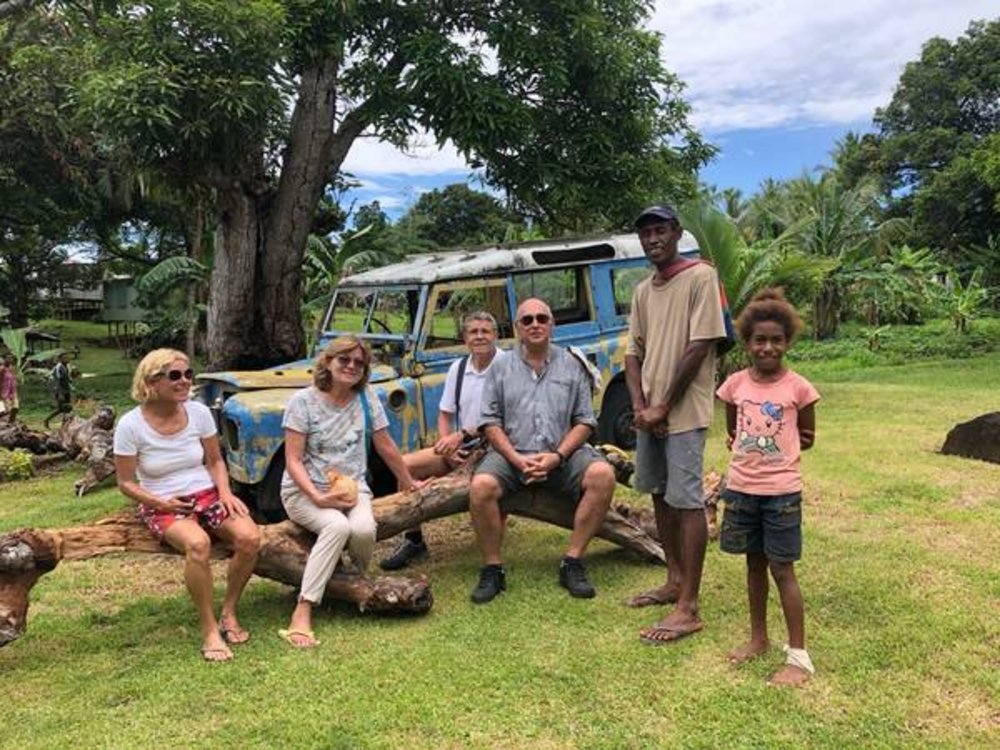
[625,204,727,644]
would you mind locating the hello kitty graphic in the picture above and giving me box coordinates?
[737,400,784,455]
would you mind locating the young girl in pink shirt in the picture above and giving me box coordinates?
[716,288,820,687]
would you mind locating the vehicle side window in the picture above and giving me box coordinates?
[328,289,373,332]
[330,289,418,336]
[369,290,419,335]
[512,268,591,324]
[425,283,514,349]
[611,267,650,316]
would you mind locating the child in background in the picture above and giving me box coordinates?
[716,288,820,687]
[0,355,18,423]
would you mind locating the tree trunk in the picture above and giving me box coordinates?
[0,472,665,648]
[256,59,341,365]
[5,251,31,328]
[185,196,204,361]
[207,181,264,370]
[205,56,375,370]
[812,279,841,339]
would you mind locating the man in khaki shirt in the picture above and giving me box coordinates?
[625,204,726,645]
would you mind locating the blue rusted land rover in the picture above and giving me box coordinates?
[196,232,698,518]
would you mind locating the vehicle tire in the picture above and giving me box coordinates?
[598,381,636,451]
[367,450,397,499]
[254,451,288,523]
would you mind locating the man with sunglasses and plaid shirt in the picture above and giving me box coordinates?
[468,298,617,603]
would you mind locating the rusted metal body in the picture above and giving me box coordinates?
[197,232,699,514]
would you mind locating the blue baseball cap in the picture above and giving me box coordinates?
[634,204,679,228]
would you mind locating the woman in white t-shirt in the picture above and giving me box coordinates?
[278,336,419,648]
[113,349,261,663]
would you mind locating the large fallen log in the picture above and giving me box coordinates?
[613,471,725,541]
[0,469,664,648]
[0,409,117,494]
[56,406,117,496]
[0,420,62,455]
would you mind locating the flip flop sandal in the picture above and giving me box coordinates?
[219,623,251,645]
[625,589,679,608]
[278,628,320,648]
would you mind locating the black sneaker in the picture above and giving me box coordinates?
[559,557,596,598]
[470,565,507,604]
[379,538,429,571]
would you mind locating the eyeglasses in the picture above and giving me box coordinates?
[518,313,551,326]
[155,368,194,382]
[335,354,366,369]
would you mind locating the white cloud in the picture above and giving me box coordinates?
[341,132,471,176]
[654,0,992,132]
[340,2,992,178]
[367,194,408,211]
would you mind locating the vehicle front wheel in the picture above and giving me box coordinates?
[597,382,636,451]
[253,451,288,523]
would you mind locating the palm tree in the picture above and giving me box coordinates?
[770,173,909,338]
[678,197,828,318]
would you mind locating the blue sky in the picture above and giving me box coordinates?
[341,1,994,221]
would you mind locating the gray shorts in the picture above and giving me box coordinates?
[633,428,706,509]
[474,445,607,500]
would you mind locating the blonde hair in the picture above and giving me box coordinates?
[131,348,189,402]
[313,336,372,392]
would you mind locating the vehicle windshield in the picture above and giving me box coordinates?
[324,286,421,337]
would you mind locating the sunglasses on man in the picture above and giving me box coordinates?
[518,313,551,326]
[155,368,195,382]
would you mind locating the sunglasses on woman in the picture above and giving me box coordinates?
[518,313,551,326]
[335,354,366,369]
[155,368,195,382]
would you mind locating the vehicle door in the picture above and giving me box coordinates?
[415,278,515,444]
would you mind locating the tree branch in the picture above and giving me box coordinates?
[0,0,37,20]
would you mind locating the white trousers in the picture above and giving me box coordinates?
[282,488,376,604]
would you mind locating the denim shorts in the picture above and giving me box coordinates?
[720,489,802,562]
[633,428,706,509]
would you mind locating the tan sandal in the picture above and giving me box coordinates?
[278,628,320,648]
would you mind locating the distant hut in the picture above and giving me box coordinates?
[97,275,147,353]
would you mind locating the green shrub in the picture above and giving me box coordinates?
[0,449,35,482]
[792,317,1000,367]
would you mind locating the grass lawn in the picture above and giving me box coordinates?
[1,328,999,748]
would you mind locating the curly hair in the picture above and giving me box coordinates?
[313,336,372,392]
[131,348,189,402]
[736,288,804,342]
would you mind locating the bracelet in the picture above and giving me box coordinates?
[555,449,567,467]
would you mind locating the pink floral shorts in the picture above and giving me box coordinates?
[138,487,229,539]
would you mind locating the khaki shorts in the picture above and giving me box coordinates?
[474,445,607,500]
[633,428,707,509]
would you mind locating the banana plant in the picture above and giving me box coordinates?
[943,267,991,332]
[0,328,28,378]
